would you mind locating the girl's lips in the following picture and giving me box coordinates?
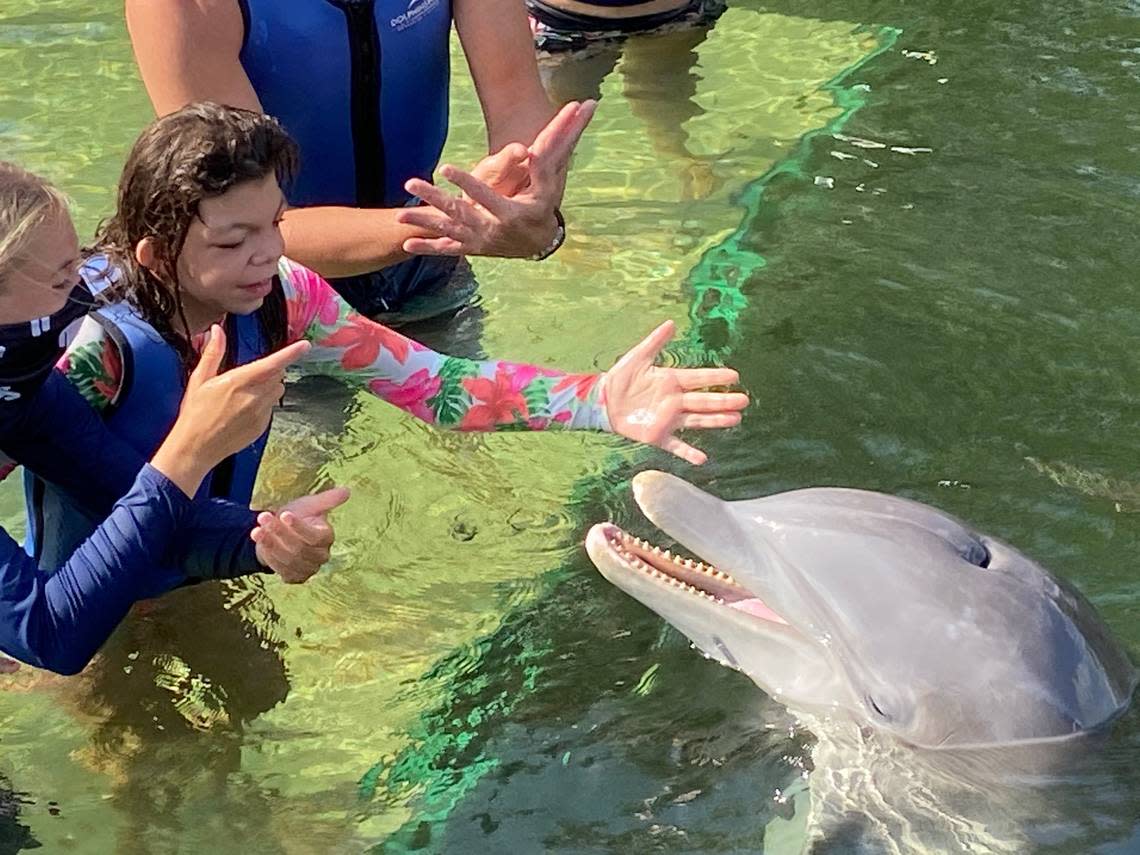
[239,279,272,296]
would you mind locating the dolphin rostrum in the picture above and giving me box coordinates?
[586,471,1137,751]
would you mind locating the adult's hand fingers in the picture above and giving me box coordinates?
[396,208,474,243]
[529,102,581,159]
[439,165,512,218]
[404,179,466,219]
[530,100,596,170]
[480,142,528,173]
[402,236,466,256]
[680,391,750,413]
[473,143,530,193]
[395,206,452,231]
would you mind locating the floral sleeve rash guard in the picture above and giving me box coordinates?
[63,258,613,433]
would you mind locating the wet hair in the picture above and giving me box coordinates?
[95,101,299,368]
[0,162,69,289]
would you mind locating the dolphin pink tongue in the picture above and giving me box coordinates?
[727,597,788,625]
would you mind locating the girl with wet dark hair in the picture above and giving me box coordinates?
[0,160,341,675]
[37,102,749,568]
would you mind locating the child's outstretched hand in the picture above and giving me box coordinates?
[601,320,749,465]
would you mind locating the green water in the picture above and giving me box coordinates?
[1,0,1138,852]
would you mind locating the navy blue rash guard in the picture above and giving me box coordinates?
[0,460,191,675]
[7,373,262,583]
[0,288,267,675]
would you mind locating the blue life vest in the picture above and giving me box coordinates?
[239,0,453,209]
[27,299,272,571]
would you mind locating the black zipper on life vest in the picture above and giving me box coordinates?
[329,0,387,207]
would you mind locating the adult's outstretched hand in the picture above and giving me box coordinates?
[398,100,596,258]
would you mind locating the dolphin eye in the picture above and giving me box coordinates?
[866,695,892,722]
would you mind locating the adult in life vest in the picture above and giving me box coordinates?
[125,0,594,326]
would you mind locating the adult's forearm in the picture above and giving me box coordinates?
[481,66,557,153]
[486,102,558,155]
[455,0,558,153]
[280,206,424,279]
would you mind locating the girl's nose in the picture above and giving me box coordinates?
[252,231,286,267]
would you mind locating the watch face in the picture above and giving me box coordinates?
[530,214,566,261]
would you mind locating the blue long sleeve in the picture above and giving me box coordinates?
[8,373,264,581]
[0,465,192,674]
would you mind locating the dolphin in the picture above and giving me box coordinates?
[585,471,1137,751]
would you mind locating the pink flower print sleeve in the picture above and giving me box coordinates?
[278,258,611,432]
[53,318,125,413]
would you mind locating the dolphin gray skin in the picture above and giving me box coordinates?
[586,471,1137,751]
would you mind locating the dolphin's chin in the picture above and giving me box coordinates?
[586,523,787,625]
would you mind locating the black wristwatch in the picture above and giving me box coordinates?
[530,208,566,261]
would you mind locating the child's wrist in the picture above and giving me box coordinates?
[151,433,211,498]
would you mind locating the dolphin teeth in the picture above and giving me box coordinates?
[662,549,672,560]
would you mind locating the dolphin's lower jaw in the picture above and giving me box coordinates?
[585,523,786,624]
[585,519,851,717]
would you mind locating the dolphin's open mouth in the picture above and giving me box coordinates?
[593,523,787,624]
